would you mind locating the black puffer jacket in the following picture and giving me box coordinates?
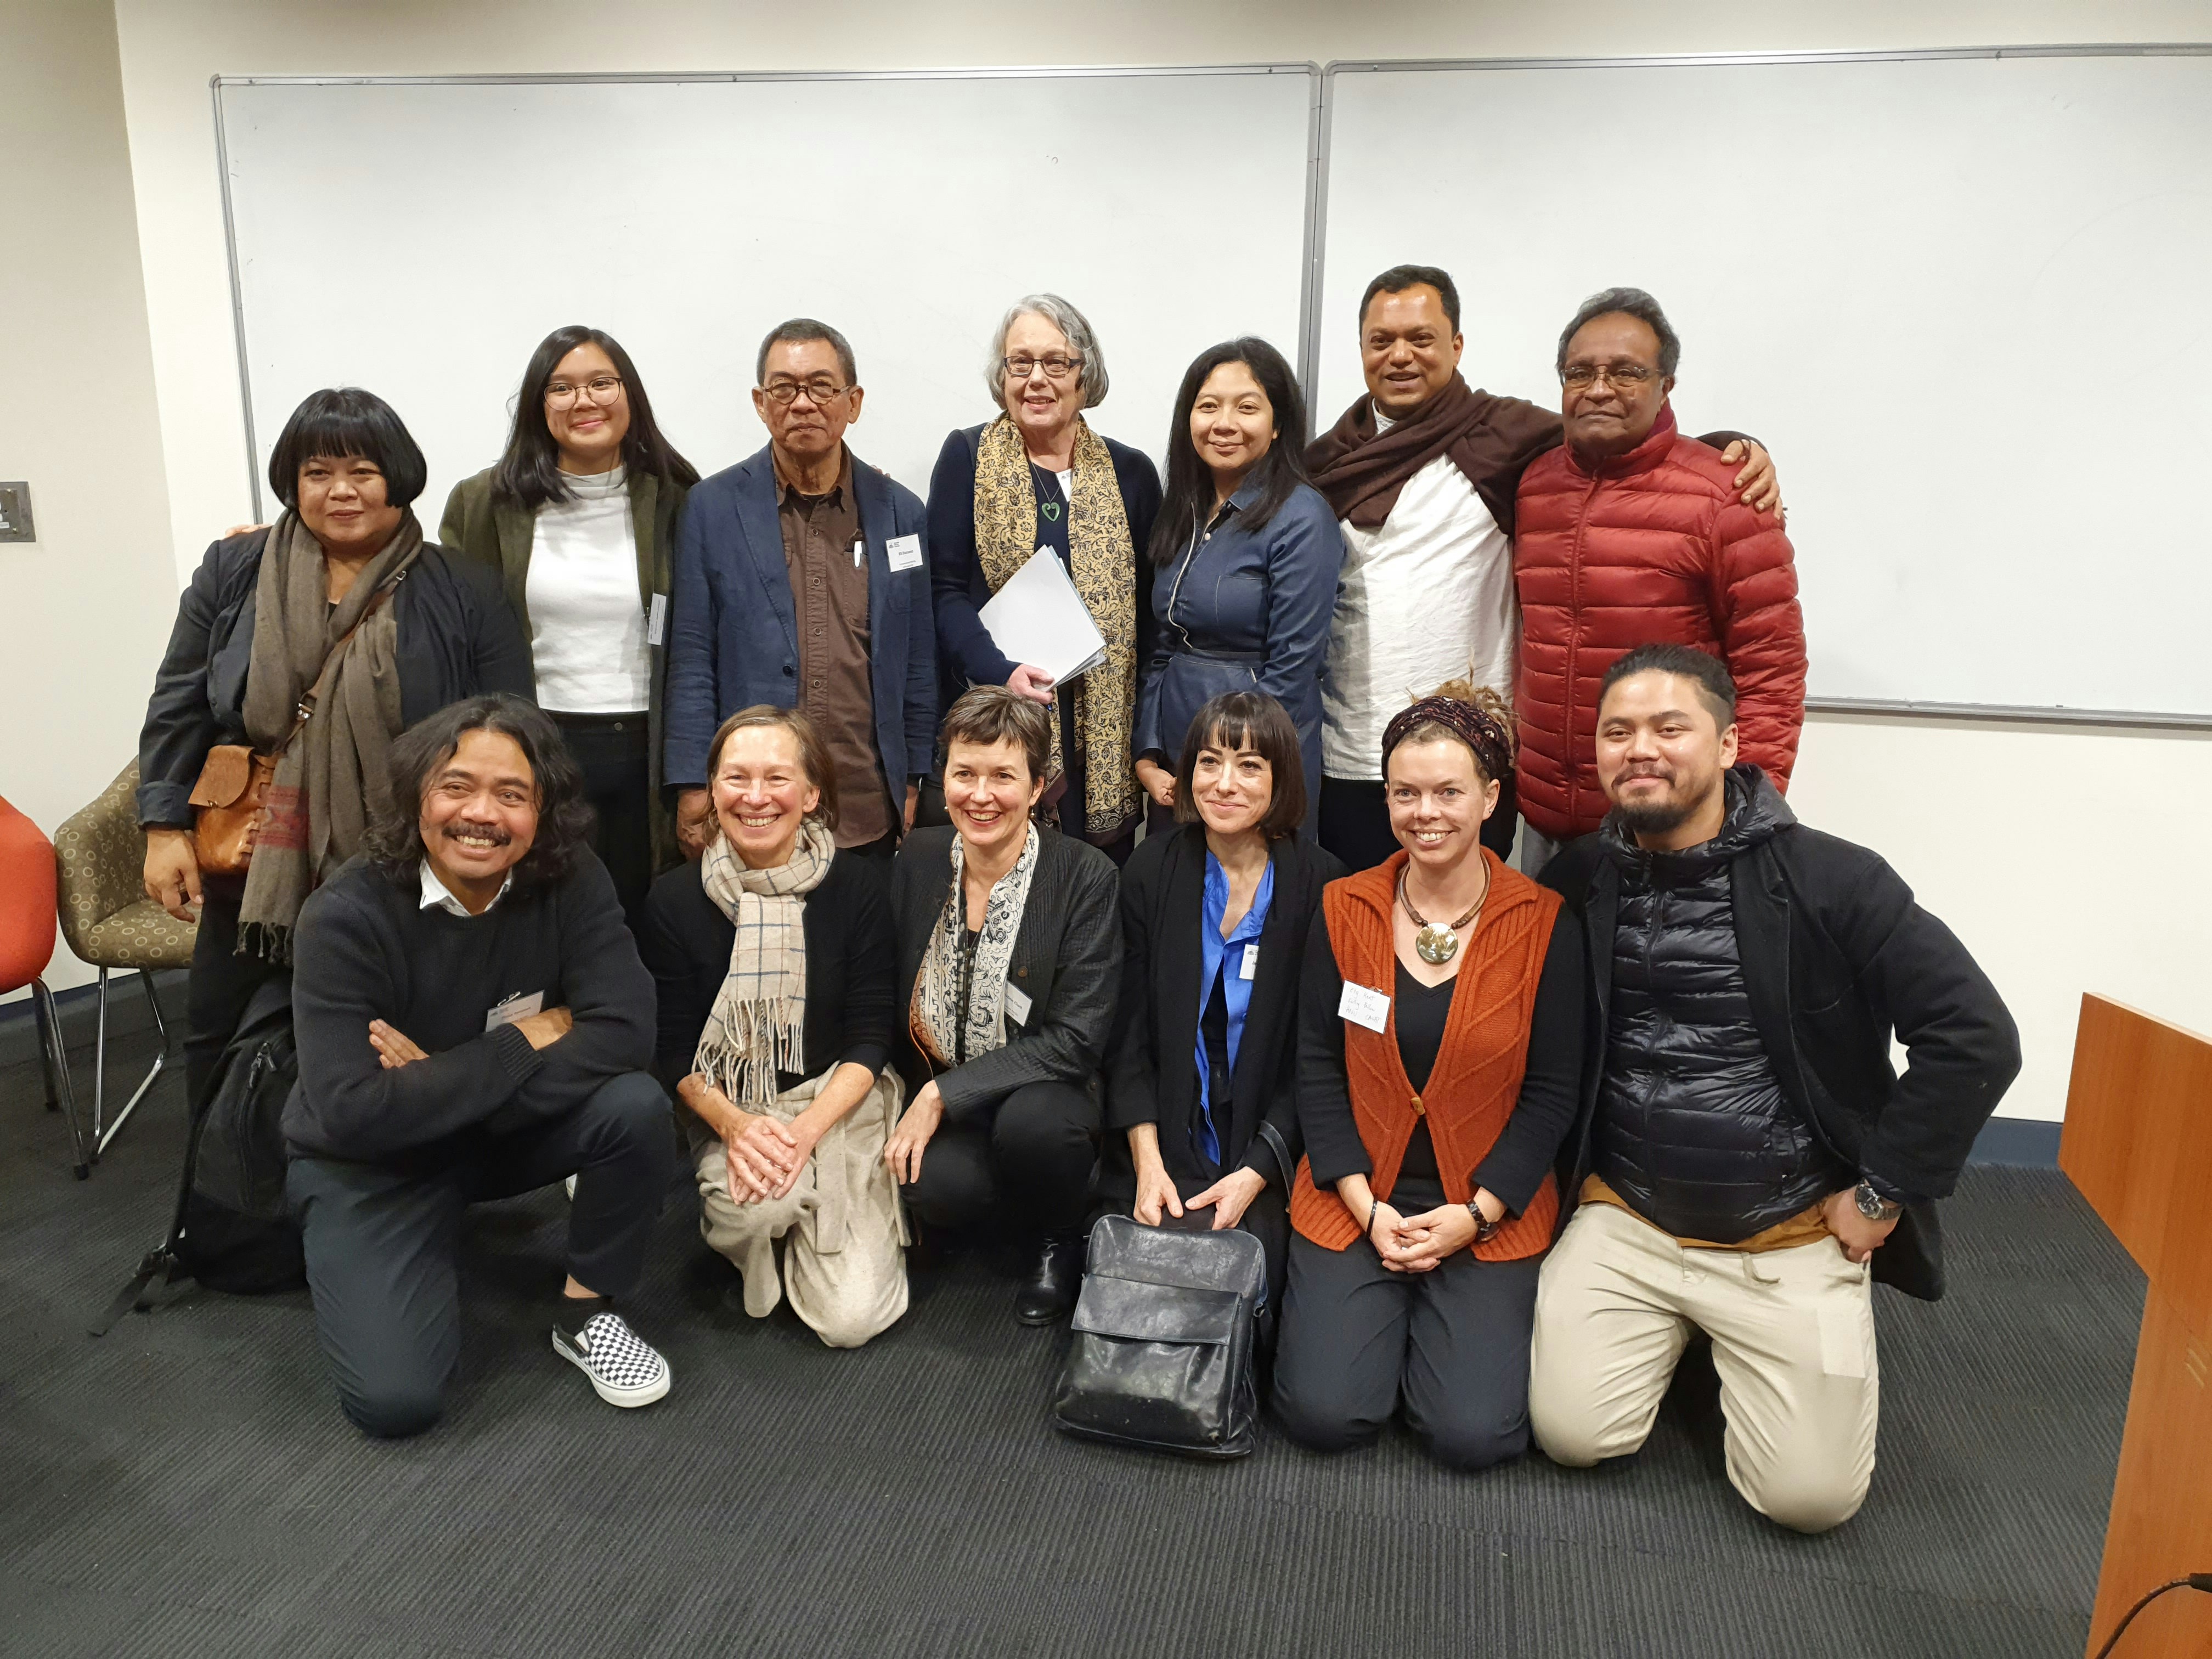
[1593,770,1848,1241]
[1543,764,2022,1300]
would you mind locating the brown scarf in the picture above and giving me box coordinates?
[972,414,1139,838]
[236,512,422,958]
[1303,373,1561,537]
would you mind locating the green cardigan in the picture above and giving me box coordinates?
[438,465,690,873]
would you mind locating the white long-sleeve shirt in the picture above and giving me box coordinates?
[527,466,650,714]
[1321,438,1517,781]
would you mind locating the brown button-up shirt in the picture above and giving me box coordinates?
[775,447,890,847]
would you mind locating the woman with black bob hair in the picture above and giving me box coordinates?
[139,386,532,1114]
[1132,338,1341,840]
[1104,689,1344,1322]
[441,324,701,923]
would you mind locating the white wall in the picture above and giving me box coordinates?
[0,1,177,1000]
[99,0,2212,1115]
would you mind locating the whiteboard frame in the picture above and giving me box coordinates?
[208,61,1323,517]
[206,50,2212,733]
[1311,44,2212,732]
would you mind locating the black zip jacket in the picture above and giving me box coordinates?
[137,526,534,829]
[1542,765,2021,1300]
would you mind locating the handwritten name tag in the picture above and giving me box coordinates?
[887,534,925,572]
[646,592,668,646]
[1003,981,1033,1027]
[1338,982,1390,1034]
[1240,944,1259,981]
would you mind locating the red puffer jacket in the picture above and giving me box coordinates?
[1513,408,1805,843]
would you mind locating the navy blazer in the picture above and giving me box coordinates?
[663,444,936,798]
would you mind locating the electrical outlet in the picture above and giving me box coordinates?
[0,482,33,543]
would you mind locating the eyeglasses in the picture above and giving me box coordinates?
[1002,354,1084,382]
[545,375,624,408]
[760,376,854,406]
[1560,363,1658,391]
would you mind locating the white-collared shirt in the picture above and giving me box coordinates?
[1321,417,1517,781]
[418,859,512,918]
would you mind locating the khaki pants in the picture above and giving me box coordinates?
[694,1068,909,1350]
[1529,1200,1879,1533]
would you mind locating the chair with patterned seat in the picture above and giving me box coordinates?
[2,792,89,1176]
[54,760,197,1159]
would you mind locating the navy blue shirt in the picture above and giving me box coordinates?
[1133,476,1342,836]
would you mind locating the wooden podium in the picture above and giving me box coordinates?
[2060,995,2212,1657]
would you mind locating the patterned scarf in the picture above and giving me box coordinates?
[972,414,1139,836]
[910,823,1040,1071]
[238,511,421,960]
[693,817,837,1107]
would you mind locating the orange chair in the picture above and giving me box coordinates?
[1,792,88,1177]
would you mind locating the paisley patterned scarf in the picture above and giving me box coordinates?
[972,414,1138,837]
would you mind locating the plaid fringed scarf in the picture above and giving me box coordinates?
[693,817,837,1107]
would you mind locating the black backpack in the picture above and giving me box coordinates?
[92,979,304,1334]
[1051,1214,1268,1459]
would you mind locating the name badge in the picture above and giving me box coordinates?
[486,990,544,1032]
[886,534,924,573]
[1239,944,1259,981]
[1338,981,1390,1034]
[1003,981,1034,1027]
[646,592,668,646]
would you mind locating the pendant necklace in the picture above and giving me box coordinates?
[1397,857,1492,966]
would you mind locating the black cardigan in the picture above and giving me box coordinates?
[1297,902,1585,1217]
[638,850,895,1099]
[889,823,1120,1118]
[1541,765,2021,1301]
[1105,825,1343,1188]
[137,526,534,828]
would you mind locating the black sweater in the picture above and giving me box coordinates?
[1297,905,1585,1217]
[637,851,895,1097]
[283,855,654,1165]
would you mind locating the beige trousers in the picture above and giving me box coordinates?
[1529,1199,1879,1533]
[693,1067,909,1350]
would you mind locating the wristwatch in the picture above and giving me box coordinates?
[1853,1180,1903,1223]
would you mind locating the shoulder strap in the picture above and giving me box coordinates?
[1254,1120,1296,1190]
[271,576,402,760]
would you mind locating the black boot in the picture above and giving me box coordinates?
[1014,1233,1085,1325]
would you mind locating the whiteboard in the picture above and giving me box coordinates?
[1315,52,2212,719]
[216,67,1319,531]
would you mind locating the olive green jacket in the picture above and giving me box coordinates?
[438,465,690,873]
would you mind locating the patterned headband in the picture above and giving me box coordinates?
[1381,696,1516,784]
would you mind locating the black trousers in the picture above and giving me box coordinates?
[286,1070,674,1439]
[901,1079,1098,1239]
[185,884,286,1108]
[550,712,653,932]
[1318,772,1519,871]
[1272,1225,1542,1471]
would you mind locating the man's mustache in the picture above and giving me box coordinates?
[441,821,513,845]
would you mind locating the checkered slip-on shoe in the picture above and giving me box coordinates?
[551,1312,670,1408]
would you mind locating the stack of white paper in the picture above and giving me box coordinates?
[975,548,1108,686]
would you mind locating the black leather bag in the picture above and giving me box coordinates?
[1051,1214,1266,1459]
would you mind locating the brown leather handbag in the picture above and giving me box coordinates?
[185,583,395,877]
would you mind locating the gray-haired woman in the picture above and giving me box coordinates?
[925,296,1164,865]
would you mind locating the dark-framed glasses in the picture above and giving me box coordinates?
[761,376,854,406]
[1560,363,1658,391]
[545,374,624,408]
[1002,354,1083,382]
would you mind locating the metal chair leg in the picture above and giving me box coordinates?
[32,977,89,1180]
[93,967,110,1155]
[95,970,170,1157]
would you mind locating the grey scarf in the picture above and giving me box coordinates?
[236,511,421,958]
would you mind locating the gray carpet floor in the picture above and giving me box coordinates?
[1,998,2142,1658]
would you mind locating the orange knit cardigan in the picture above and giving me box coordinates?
[1289,849,1562,1260]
